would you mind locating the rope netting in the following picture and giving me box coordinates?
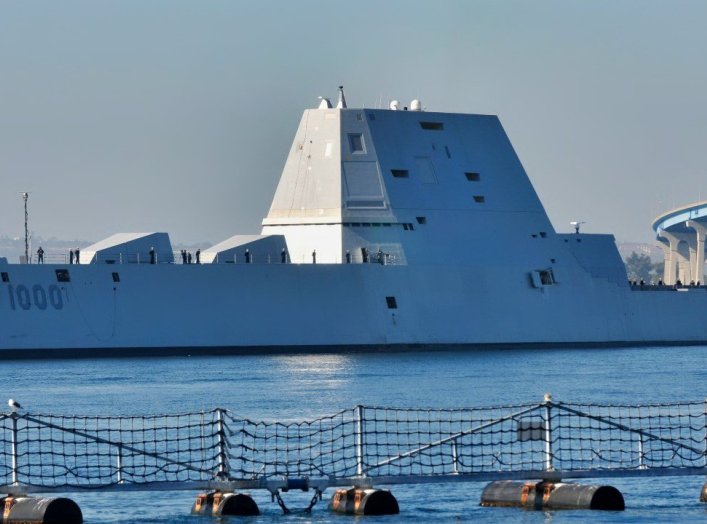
[0,400,704,489]
[0,410,223,488]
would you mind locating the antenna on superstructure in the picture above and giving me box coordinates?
[336,86,347,109]
[570,220,585,234]
[20,192,29,263]
[317,96,332,109]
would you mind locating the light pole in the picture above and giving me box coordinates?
[21,192,29,263]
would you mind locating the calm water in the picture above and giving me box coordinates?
[3,345,707,523]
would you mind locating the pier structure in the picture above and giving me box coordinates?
[653,201,707,285]
[1,396,707,518]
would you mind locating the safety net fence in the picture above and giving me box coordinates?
[0,400,704,489]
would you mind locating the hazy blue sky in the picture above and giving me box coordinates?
[1,0,706,245]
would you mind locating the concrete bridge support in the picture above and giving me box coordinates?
[686,220,707,284]
[658,232,692,285]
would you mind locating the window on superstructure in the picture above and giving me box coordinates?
[112,272,120,282]
[539,269,555,285]
[529,269,556,288]
[391,169,409,178]
[0,272,8,283]
[348,133,365,153]
[473,195,485,203]
[465,172,480,181]
[420,122,444,131]
[416,216,427,225]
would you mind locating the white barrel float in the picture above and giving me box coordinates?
[329,488,399,515]
[480,480,624,511]
[191,491,259,516]
[1,496,83,523]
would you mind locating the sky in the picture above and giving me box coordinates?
[1,0,706,246]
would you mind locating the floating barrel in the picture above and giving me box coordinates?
[1,496,83,524]
[191,491,259,516]
[480,481,624,511]
[329,488,399,515]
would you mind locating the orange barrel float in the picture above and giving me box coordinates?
[329,488,399,515]
[191,491,259,516]
[1,496,83,523]
[480,480,624,511]
[700,482,707,502]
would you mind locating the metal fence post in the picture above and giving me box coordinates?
[543,393,554,472]
[216,408,228,479]
[355,405,365,477]
[116,445,124,484]
[704,399,707,467]
[451,439,459,474]
[10,413,18,485]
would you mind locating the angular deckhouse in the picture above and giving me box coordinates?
[261,103,553,267]
[0,91,706,357]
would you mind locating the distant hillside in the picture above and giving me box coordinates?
[616,242,662,263]
[0,236,89,264]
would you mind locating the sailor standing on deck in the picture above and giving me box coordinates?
[36,247,44,264]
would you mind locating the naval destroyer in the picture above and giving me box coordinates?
[1,88,705,357]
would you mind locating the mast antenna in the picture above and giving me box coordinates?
[21,192,29,263]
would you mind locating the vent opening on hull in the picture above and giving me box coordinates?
[386,296,398,309]
[1,272,8,283]
[55,269,70,283]
[420,122,444,131]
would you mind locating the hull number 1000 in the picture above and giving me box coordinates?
[7,284,64,311]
